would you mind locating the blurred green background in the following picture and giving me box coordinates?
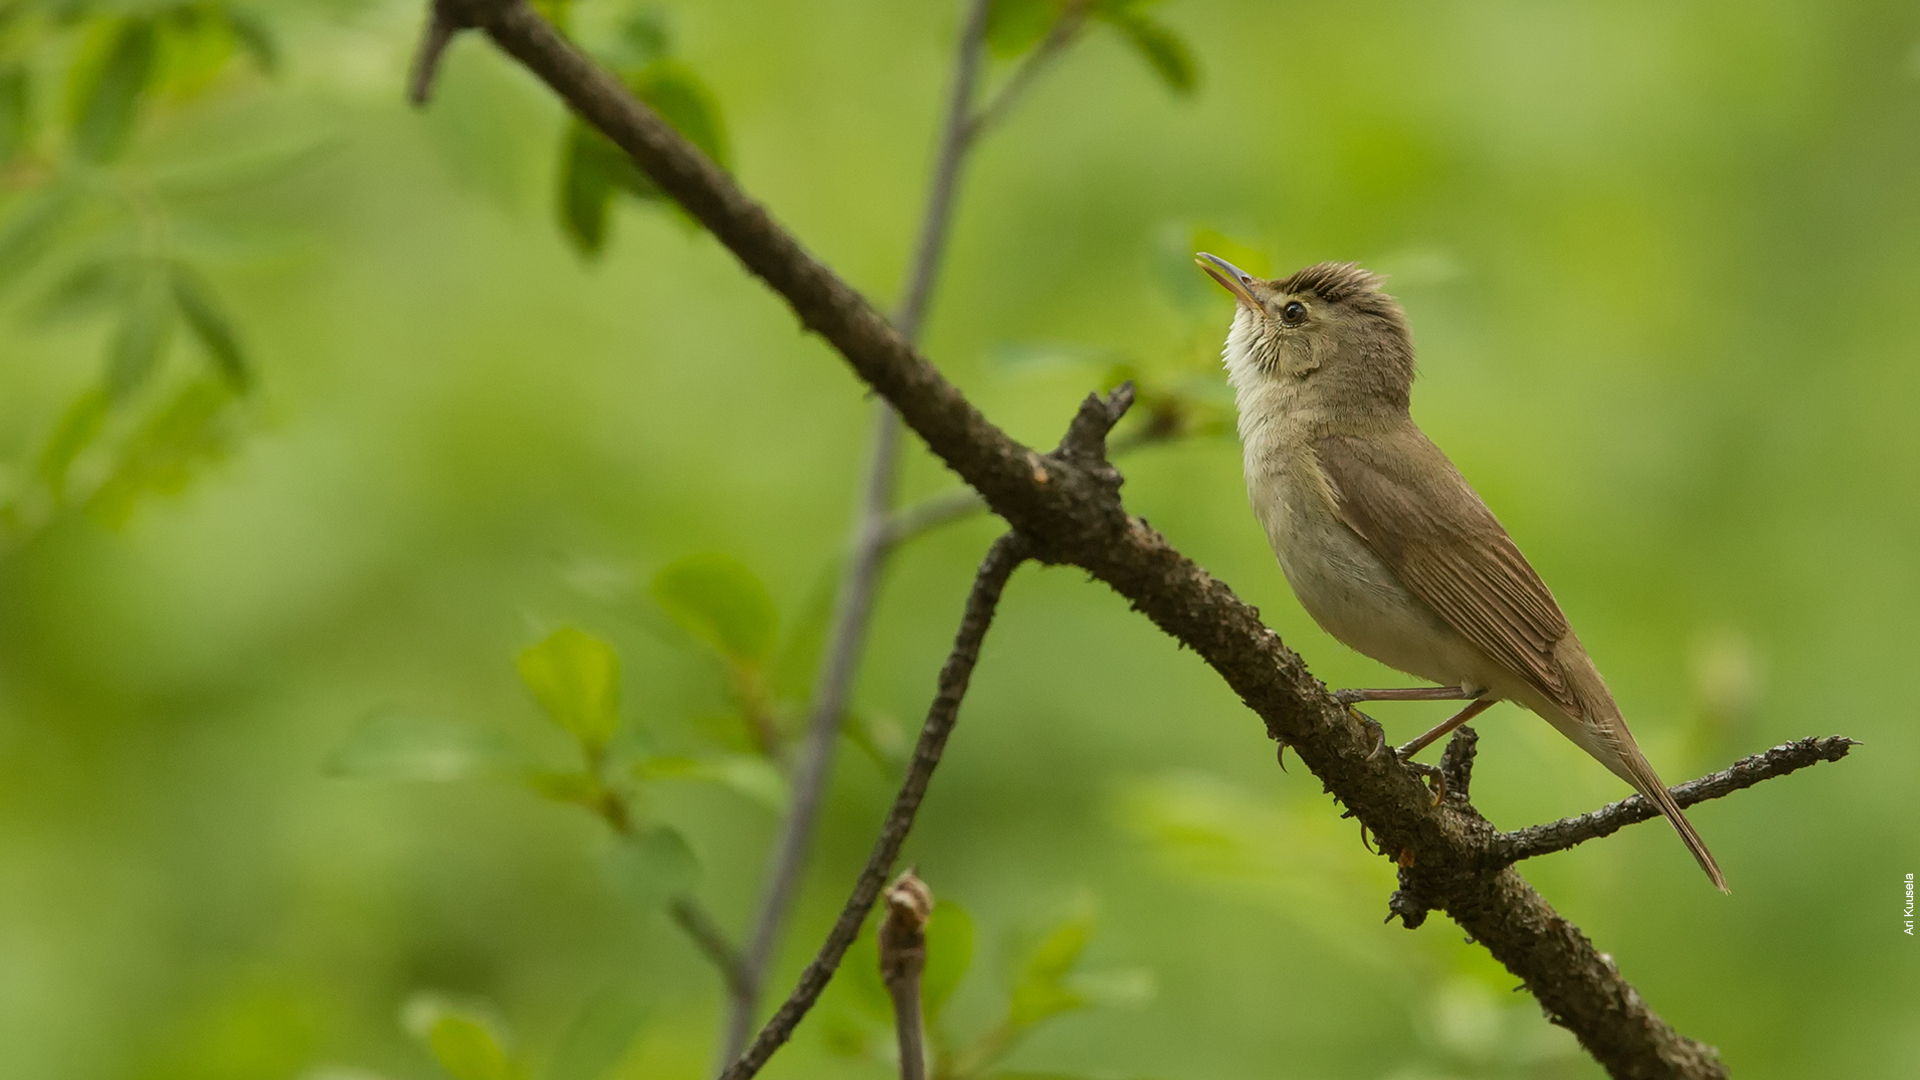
[2,0,1917,1078]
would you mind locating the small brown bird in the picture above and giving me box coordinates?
[1197,253,1726,891]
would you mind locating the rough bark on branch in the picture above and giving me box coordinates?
[419,4,1858,1076]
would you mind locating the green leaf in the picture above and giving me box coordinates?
[835,918,894,1024]
[0,185,81,293]
[923,899,975,1022]
[1160,223,1269,313]
[87,378,236,526]
[0,64,29,163]
[170,261,251,392]
[517,627,622,751]
[552,57,722,254]
[1062,967,1155,1008]
[402,998,518,1080]
[530,0,573,33]
[1007,910,1096,1028]
[558,123,617,256]
[840,708,906,770]
[634,753,788,810]
[986,0,1058,59]
[631,62,728,169]
[31,256,133,327]
[600,824,699,908]
[430,1016,517,1080]
[1095,8,1197,94]
[524,769,601,805]
[220,7,279,74]
[651,554,777,666]
[325,710,521,782]
[71,18,157,162]
[818,1011,875,1059]
[614,10,670,68]
[150,133,338,197]
[37,385,110,502]
[549,984,648,1080]
[105,269,173,401]
[769,561,837,699]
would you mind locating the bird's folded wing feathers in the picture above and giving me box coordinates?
[1314,432,1579,714]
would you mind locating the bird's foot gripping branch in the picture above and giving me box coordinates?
[410,3,1856,1078]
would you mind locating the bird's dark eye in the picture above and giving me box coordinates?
[1281,300,1307,325]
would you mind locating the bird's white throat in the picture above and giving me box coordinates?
[1220,307,1264,392]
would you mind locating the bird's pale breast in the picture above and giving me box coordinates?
[1246,446,1499,696]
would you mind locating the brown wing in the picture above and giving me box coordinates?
[1314,430,1578,714]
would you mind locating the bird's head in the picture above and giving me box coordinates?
[1196,254,1416,411]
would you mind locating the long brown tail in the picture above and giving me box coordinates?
[1618,748,1728,893]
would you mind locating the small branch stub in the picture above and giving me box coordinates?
[1439,725,1480,809]
[409,0,472,106]
[880,870,935,1080]
[879,870,935,983]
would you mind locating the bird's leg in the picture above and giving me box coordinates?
[1396,697,1495,761]
[1334,685,1476,705]
[1387,698,1495,805]
[1337,687,1470,771]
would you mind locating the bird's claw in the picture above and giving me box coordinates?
[1395,751,1447,805]
[1359,713,1386,759]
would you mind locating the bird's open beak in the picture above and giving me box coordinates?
[1195,252,1261,310]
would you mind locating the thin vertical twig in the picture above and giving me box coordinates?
[722,0,995,1061]
[718,534,1031,1080]
[879,871,934,1080]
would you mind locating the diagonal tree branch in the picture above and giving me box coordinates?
[727,0,994,1060]
[722,531,1032,1080]
[1492,736,1857,865]
[418,5,1856,1077]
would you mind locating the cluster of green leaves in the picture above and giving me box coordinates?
[547,6,727,257]
[0,0,276,537]
[400,985,654,1080]
[386,901,1154,1080]
[327,549,919,1080]
[330,623,666,1080]
[649,550,905,766]
[332,620,698,915]
[328,550,899,912]
[825,899,1155,1080]
[987,0,1197,95]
